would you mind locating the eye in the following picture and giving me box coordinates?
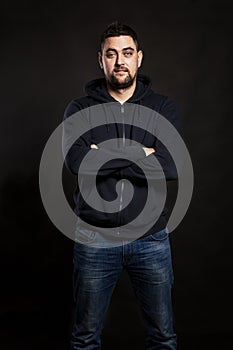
[106,52,116,58]
[124,51,133,57]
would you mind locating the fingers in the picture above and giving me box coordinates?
[90,144,99,149]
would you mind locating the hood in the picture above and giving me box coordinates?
[84,74,152,103]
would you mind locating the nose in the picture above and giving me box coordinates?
[115,53,125,67]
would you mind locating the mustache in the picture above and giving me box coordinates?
[114,67,129,72]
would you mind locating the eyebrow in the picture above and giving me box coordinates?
[105,47,135,53]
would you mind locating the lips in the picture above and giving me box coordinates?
[114,68,128,73]
[114,71,128,77]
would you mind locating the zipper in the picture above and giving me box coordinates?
[121,104,125,147]
[117,104,125,236]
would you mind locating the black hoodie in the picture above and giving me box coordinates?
[63,74,182,239]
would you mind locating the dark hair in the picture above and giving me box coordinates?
[100,21,140,51]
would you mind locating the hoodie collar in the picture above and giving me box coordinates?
[85,74,152,104]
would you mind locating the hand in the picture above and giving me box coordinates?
[90,144,99,149]
[142,147,155,157]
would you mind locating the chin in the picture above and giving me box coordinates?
[109,75,134,89]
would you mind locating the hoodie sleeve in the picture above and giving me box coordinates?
[120,97,183,181]
[63,100,146,176]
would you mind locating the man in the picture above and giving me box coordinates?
[63,21,181,350]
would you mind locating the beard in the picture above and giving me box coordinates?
[108,70,136,90]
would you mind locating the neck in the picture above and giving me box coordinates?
[107,80,136,103]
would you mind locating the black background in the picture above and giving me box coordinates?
[1,1,233,349]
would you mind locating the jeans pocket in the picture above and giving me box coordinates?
[148,228,169,241]
[75,226,96,244]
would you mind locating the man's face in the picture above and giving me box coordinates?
[98,35,143,90]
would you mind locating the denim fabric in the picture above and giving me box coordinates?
[70,228,177,350]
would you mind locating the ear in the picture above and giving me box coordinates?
[137,50,143,68]
[98,51,103,69]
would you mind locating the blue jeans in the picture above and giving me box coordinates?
[70,228,177,350]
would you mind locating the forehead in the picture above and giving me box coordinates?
[102,35,136,51]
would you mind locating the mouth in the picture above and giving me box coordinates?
[114,70,128,76]
[114,68,128,73]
